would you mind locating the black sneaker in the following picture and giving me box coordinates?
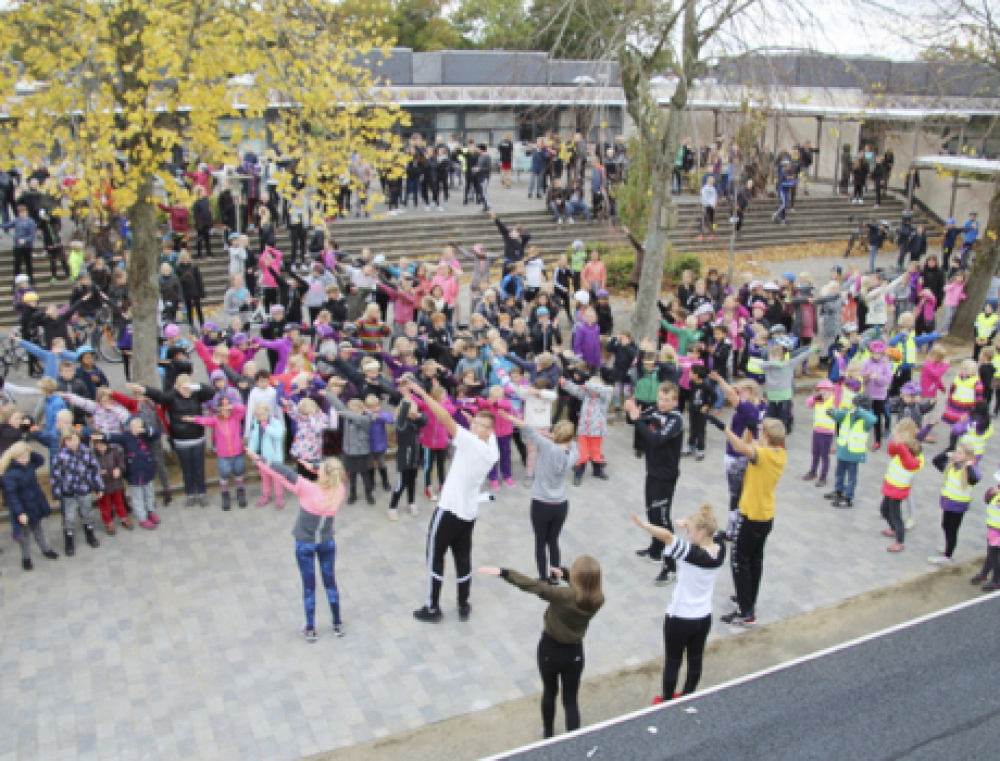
[458,604,471,622]
[636,549,661,562]
[333,623,346,638]
[22,558,33,571]
[302,627,317,643]
[823,491,842,500]
[654,569,675,586]
[971,573,988,585]
[413,606,443,623]
[834,498,853,509]
[721,611,756,627]
[42,550,58,560]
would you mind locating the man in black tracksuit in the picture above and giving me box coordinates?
[626,381,685,585]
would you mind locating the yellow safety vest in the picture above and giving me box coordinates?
[962,423,994,458]
[952,375,979,406]
[987,492,1000,530]
[747,351,764,375]
[884,451,924,491]
[813,396,836,433]
[975,313,999,340]
[941,464,973,503]
[837,414,868,454]
[992,354,1000,376]
[900,335,916,366]
[840,386,857,409]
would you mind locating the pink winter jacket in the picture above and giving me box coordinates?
[416,396,457,449]
[260,248,284,288]
[256,460,344,516]
[944,281,967,308]
[475,397,514,437]
[378,282,419,325]
[430,274,459,306]
[192,405,246,458]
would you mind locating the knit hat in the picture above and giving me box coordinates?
[164,324,180,338]
[694,303,714,317]
[472,244,484,254]
[596,289,609,298]
[763,282,780,292]
[210,369,226,382]
[339,341,355,351]
[868,340,886,353]
[202,322,219,333]
[231,332,248,346]
[574,290,590,305]
[362,359,380,373]
[14,275,29,284]
[901,381,922,396]
[782,272,796,283]
[572,240,585,250]
[269,304,285,316]
[22,292,38,303]
[283,323,299,333]
[842,322,858,333]
[946,218,955,225]
[752,301,766,310]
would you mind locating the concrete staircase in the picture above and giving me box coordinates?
[0,192,939,327]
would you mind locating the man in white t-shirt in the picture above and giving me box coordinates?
[407,380,499,623]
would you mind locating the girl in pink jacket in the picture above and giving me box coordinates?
[941,272,967,335]
[186,399,247,510]
[431,262,460,320]
[378,279,419,329]
[475,388,514,488]
[415,387,456,500]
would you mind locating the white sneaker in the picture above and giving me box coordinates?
[387,508,399,522]
[425,206,431,212]
[557,218,563,225]
[858,200,864,205]
[904,518,915,530]
[437,206,444,212]
[568,217,575,224]
[409,504,420,516]
[927,555,953,565]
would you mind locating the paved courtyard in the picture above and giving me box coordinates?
[1,353,995,760]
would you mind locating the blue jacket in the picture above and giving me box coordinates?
[246,415,286,463]
[19,341,80,378]
[531,149,548,174]
[2,216,37,247]
[888,331,941,370]
[75,363,109,399]
[963,219,979,244]
[2,452,51,524]
[40,394,68,442]
[106,416,161,486]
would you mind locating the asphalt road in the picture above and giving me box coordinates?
[493,594,1000,761]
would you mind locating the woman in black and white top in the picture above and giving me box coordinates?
[631,504,726,703]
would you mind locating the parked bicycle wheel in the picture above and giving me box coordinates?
[94,323,123,363]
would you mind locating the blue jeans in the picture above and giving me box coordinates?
[528,171,544,196]
[566,200,591,220]
[869,244,878,273]
[217,454,246,479]
[404,177,420,206]
[295,540,341,629]
[834,459,859,500]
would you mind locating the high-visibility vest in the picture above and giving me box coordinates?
[746,351,764,375]
[975,313,999,340]
[952,375,979,406]
[992,354,1000,376]
[962,423,994,458]
[837,414,868,453]
[813,396,836,433]
[840,386,857,409]
[902,335,916,365]
[941,464,973,503]
[884,451,924,491]
[987,492,1000,530]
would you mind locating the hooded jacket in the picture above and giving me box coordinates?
[106,415,161,485]
[191,405,246,458]
[246,414,285,462]
[394,400,427,470]
[141,383,216,442]
[562,378,613,437]
[2,452,51,524]
[95,444,126,493]
[326,395,373,457]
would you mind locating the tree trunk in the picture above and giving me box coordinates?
[630,106,684,342]
[951,186,1000,340]
[128,177,161,387]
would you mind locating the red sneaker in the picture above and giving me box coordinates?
[652,695,664,705]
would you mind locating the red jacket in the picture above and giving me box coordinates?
[158,204,190,234]
[881,440,922,499]
[112,392,172,438]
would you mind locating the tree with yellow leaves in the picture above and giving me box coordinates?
[0,0,406,383]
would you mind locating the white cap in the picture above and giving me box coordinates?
[14,275,29,284]
[695,303,714,316]
[373,254,386,265]
[749,280,763,289]
[763,282,780,292]
[571,240,585,250]
[574,290,590,305]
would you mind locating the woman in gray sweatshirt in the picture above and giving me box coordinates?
[502,411,578,580]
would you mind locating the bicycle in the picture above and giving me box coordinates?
[0,329,30,374]
[88,306,124,364]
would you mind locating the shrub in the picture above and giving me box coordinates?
[667,252,702,280]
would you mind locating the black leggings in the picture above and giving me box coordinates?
[537,633,585,739]
[390,468,418,507]
[531,499,568,580]
[942,510,965,558]
[872,399,888,444]
[512,428,527,466]
[424,448,448,488]
[184,298,205,328]
[662,614,712,700]
[196,227,213,258]
[978,545,1000,583]
[348,470,373,496]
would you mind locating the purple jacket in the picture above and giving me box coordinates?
[573,323,602,367]
[254,336,292,373]
[861,358,894,400]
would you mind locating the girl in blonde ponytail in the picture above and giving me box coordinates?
[246,451,346,642]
